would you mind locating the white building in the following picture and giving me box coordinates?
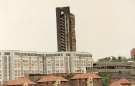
[44,52,93,74]
[0,50,93,84]
[0,50,44,83]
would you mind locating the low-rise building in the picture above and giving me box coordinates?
[87,61,135,80]
[37,75,69,86]
[5,77,36,86]
[110,78,130,86]
[70,73,102,86]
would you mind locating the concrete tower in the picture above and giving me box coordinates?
[56,7,76,51]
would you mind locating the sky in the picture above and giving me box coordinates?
[0,0,135,60]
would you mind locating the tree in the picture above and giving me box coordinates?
[131,56,135,61]
[99,73,111,86]
[118,56,122,61]
[111,56,117,61]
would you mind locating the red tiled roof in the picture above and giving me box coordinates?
[110,81,122,86]
[37,75,68,82]
[110,78,130,86]
[118,78,130,84]
[5,77,36,85]
[71,73,101,80]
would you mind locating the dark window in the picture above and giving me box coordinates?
[66,53,70,56]
[4,52,10,55]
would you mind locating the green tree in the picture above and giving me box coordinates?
[111,56,117,61]
[131,56,135,61]
[99,73,111,86]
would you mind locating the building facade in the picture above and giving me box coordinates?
[86,61,135,79]
[56,7,76,51]
[44,52,93,74]
[0,50,44,83]
[0,50,93,84]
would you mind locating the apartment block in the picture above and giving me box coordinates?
[0,50,93,84]
[44,52,93,74]
[56,7,76,51]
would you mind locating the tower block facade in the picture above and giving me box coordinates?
[56,7,76,51]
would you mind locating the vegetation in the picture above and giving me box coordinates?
[130,56,135,61]
[99,73,111,86]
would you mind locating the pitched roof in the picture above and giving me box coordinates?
[71,73,101,80]
[118,78,130,84]
[110,78,130,86]
[5,77,36,86]
[110,81,122,86]
[37,75,68,82]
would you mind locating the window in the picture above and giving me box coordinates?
[66,53,70,56]
[4,52,10,55]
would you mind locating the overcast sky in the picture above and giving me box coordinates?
[0,0,135,59]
